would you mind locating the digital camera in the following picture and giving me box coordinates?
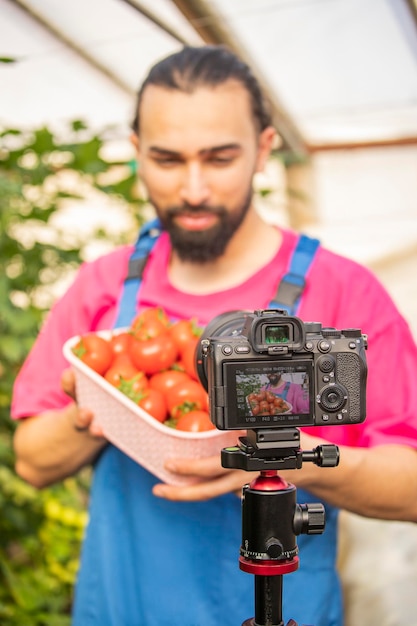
[197,309,367,430]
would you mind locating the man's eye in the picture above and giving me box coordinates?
[209,156,234,165]
[154,157,181,166]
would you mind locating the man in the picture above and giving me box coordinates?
[11,45,417,626]
[261,372,309,414]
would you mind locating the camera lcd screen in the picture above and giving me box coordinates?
[223,360,314,428]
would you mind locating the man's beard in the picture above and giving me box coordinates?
[150,188,253,263]
[268,375,281,386]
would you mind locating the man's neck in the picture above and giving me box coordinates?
[167,210,282,295]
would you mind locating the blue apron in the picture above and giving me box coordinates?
[72,223,343,626]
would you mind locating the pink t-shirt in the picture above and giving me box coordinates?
[12,228,417,451]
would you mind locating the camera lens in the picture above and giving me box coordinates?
[195,310,250,390]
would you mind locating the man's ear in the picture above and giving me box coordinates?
[130,132,140,151]
[255,126,278,173]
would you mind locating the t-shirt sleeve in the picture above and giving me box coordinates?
[11,247,131,419]
[300,247,417,450]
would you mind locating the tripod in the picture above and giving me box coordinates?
[222,427,339,626]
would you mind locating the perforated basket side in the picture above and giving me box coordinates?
[63,334,238,485]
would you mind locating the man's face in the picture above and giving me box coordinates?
[134,81,272,262]
[267,374,282,386]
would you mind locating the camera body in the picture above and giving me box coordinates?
[198,309,367,430]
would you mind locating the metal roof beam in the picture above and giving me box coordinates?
[10,0,136,96]
[170,0,309,157]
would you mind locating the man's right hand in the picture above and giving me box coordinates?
[61,368,104,437]
[13,368,107,488]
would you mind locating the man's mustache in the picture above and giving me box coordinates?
[166,205,226,217]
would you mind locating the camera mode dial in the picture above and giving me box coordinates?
[341,328,362,338]
[321,329,342,338]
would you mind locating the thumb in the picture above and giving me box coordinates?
[61,368,76,399]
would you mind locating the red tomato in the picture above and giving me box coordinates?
[179,340,200,381]
[169,319,202,354]
[132,318,169,342]
[131,307,170,339]
[117,371,149,398]
[104,354,140,386]
[166,380,209,419]
[176,410,215,432]
[149,369,192,395]
[137,388,167,423]
[129,334,178,375]
[109,332,133,356]
[73,333,114,375]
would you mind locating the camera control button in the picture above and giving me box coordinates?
[348,342,357,349]
[322,375,330,383]
[318,340,331,353]
[305,341,314,351]
[317,355,335,372]
[322,414,330,421]
[221,345,233,355]
[234,345,250,354]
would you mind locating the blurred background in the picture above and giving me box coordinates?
[1,1,417,624]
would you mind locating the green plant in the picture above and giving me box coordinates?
[0,121,144,624]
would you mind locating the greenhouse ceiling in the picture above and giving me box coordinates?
[1,0,417,155]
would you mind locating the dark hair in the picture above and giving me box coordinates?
[131,45,272,134]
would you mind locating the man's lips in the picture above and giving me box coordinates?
[174,212,218,231]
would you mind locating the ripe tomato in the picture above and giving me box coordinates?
[129,334,178,375]
[109,331,134,356]
[73,333,114,375]
[179,340,200,381]
[116,371,149,403]
[166,380,209,420]
[149,369,192,395]
[169,319,202,354]
[136,388,167,423]
[131,307,170,340]
[176,410,215,432]
[132,318,169,342]
[104,354,140,386]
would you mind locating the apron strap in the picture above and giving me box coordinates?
[115,221,320,327]
[269,233,320,314]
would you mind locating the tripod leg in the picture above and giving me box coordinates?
[254,574,283,626]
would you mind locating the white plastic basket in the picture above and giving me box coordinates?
[63,331,238,486]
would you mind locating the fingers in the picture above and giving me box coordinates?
[62,370,104,438]
[61,368,76,399]
[67,403,104,439]
[164,455,227,478]
[152,470,246,502]
[152,454,254,501]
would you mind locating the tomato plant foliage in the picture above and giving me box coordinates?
[0,121,145,624]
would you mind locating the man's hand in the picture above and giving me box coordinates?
[152,454,257,501]
[61,368,104,437]
[13,368,107,488]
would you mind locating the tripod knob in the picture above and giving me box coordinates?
[265,537,284,558]
[302,444,340,467]
[293,502,325,535]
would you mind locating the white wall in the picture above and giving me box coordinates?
[306,145,417,626]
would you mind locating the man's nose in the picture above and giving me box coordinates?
[179,163,210,206]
